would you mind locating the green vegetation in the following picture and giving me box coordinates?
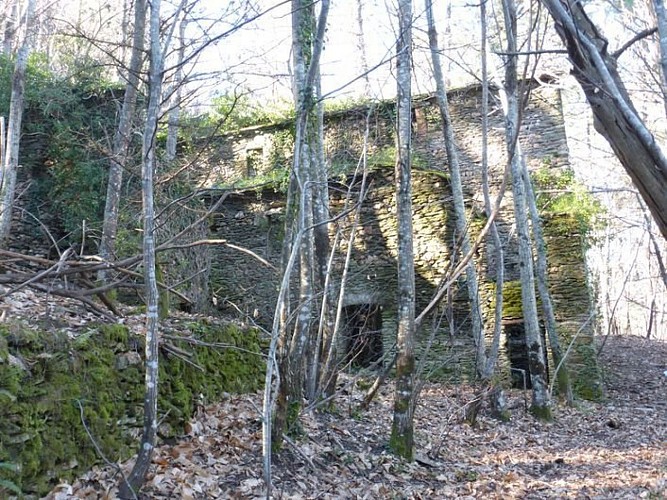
[0,52,127,247]
[532,166,605,238]
[210,91,294,131]
[572,342,604,400]
[0,320,265,495]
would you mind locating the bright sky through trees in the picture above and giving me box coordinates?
[200,0,481,107]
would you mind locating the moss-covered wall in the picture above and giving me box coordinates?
[0,319,265,495]
[207,83,600,397]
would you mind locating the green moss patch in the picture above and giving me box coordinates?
[0,320,265,495]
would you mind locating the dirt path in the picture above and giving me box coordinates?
[48,335,667,499]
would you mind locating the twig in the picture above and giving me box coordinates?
[0,248,73,298]
[282,433,317,471]
[76,399,137,500]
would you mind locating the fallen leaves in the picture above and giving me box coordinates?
[14,294,659,500]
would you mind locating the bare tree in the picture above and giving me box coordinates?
[118,0,164,496]
[0,0,36,247]
[501,0,552,420]
[425,0,503,421]
[390,0,416,460]
[98,0,146,281]
[477,0,506,420]
[272,0,330,448]
[2,1,19,55]
[540,0,667,241]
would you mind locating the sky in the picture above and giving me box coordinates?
[197,0,483,109]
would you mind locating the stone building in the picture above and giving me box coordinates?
[204,81,601,397]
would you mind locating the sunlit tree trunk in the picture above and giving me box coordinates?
[390,0,416,461]
[501,0,551,420]
[98,0,146,280]
[0,0,36,247]
[425,0,485,384]
[478,0,506,419]
[272,0,330,448]
[2,1,18,56]
[166,11,187,163]
[522,169,574,404]
[118,0,163,496]
[540,0,667,241]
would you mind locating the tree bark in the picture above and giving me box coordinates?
[540,0,667,241]
[425,0,485,380]
[2,1,18,56]
[522,168,574,404]
[390,0,416,461]
[502,0,552,420]
[98,0,146,280]
[0,0,36,247]
[166,12,187,163]
[118,0,163,496]
[465,0,508,423]
[272,0,330,448]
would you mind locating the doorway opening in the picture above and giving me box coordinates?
[342,303,383,368]
[504,319,550,389]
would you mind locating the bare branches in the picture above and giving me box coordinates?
[611,27,657,60]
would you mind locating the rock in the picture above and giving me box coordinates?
[115,351,142,370]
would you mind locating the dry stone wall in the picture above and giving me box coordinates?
[207,83,600,396]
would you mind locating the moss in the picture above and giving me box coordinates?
[98,323,130,345]
[0,319,265,495]
[500,281,523,319]
[532,167,605,239]
[529,403,553,421]
[572,343,603,400]
[389,427,414,461]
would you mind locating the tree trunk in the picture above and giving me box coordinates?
[118,0,163,496]
[0,0,36,247]
[272,0,330,448]
[2,1,18,56]
[390,0,416,461]
[98,0,146,279]
[501,0,551,420]
[522,168,574,404]
[540,0,667,241]
[166,12,187,163]
[469,0,508,423]
[425,0,485,380]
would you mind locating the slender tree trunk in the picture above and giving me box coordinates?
[540,0,667,241]
[390,0,416,461]
[464,0,508,423]
[2,1,18,56]
[501,0,551,420]
[118,0,163,496]
[272,0,330,447]
[166,13,187,163]
[98,0,146,279]
[652,0,667,116]
[522,168,574,404]
[425,0,485,380]
[0,0,36,247]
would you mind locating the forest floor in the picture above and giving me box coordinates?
[42,323,667,500]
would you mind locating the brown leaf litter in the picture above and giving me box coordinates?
[39,332,666,500]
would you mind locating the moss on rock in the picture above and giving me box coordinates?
[0,319,265,496]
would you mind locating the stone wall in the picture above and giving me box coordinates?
[207,82,600,396]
